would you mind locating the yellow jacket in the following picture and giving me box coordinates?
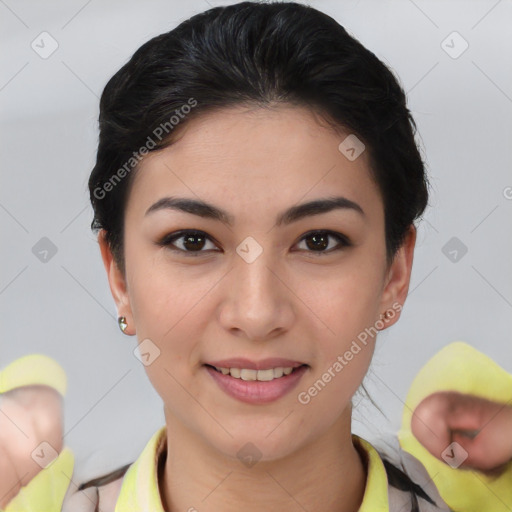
[1,343,511,511]
[398,341,512,511]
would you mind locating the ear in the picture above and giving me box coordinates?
[98,230,135,335]
[378,225,416,328]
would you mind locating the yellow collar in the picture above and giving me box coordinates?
[114,428,390,512]
[398,341,512,512]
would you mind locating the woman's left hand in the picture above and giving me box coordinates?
[411,391,512,472]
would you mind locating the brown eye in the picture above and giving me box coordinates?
[180,232,207,251]
[158,230,218,255]
[296,230,351,254]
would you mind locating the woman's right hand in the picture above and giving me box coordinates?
[0,385,63,509]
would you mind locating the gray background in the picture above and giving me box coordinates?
[1,0,511,481]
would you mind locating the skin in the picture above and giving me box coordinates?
[412,391,512,473]
[1,106,509,509]
[0,386,63,509]
[99,104,416,512]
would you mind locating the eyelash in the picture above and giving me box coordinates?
[156,229,352,257]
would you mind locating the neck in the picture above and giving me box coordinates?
[158,408,366,512]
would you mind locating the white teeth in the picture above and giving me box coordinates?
[256,369,274,381]
[212,365,299,381]
[240,369,257,381]
[273,367,284,378]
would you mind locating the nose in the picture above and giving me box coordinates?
[217,250,295,342]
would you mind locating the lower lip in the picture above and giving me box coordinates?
[204,365,308,404]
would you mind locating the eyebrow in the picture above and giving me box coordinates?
[145,195,365,227]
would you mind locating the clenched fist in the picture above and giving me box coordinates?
[0,385,63,509]
[411,391,512,473]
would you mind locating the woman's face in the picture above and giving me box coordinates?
[100,105,414,461]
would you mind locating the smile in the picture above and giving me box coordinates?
[207,364,304,381]
[203,363,309,404]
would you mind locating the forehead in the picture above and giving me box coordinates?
[126,105,383,223]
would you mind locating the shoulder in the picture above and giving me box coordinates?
[355,434,451,512]
[385,444,452,511]
[61,464,130,512]
[61,427,166,512]
[97,475,125,511]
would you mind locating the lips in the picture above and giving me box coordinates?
[204,363,309,404]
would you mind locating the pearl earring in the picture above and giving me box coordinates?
[118,316,128,334]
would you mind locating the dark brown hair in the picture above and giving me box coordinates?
[88,1,429,277]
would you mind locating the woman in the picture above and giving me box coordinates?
[1,2,511,511]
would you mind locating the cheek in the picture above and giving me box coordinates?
[124,250,213,396]
[294,255,384,404]
[294,336,374,442]
[300,258,385,347]
[126,242,214,340]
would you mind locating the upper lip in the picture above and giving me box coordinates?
[205,358,307,370]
